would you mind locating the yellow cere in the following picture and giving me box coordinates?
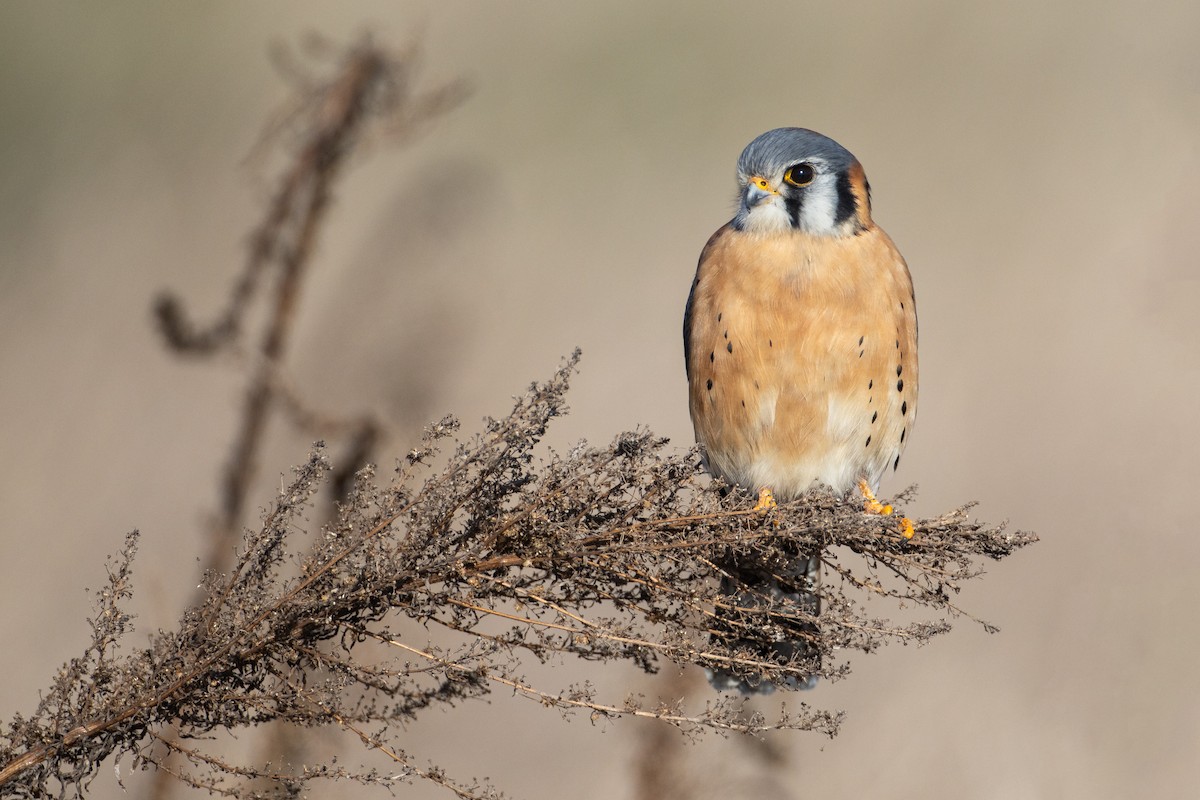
[751,176,777,194]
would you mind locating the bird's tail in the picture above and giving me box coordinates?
[707,552,822,693]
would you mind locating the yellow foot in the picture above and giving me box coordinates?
[858,479,915,539]
[858,479,893,515]
[753,487,778,515]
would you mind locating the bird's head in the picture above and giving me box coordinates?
[732,127,873,236]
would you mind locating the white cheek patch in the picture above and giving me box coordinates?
[798,175,839,234]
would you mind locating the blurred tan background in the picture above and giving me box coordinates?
[2,1,1198,798]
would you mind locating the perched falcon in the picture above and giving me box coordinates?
[684,127,918,692]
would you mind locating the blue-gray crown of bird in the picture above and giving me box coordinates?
[735,127,858,181]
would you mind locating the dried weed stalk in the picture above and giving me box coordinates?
[0,353,1036,798]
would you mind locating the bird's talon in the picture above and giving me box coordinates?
[753,487,777,515]
[858,479,893,516]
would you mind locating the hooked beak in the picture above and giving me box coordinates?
[744,175,780,207]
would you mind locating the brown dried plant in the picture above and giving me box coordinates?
[0,353,1035,798]
[0,34,1036,800]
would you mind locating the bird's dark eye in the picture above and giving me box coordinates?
[784,163,815,187]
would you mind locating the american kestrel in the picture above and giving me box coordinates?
[684,128,918,692]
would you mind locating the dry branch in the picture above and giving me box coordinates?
[0,354,1036,798]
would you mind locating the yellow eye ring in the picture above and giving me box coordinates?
[784,163,815,187]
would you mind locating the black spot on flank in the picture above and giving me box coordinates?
[859,350,864,358]
[895,339,900,349]
[727,341,733,354]
[865,435,872,447]
[896,364,903,376]
[900,301,905,310]
[706,379,713,391]
[741,400,745,408]
[723,330,728,339]
[901,400,908,415]
[901,427,906,443]
[871,410,878,423]
[868,396,873,404]
[709,351,714,363]
[868,379,874,389]
[894,455,901,470]
[897,379,904,392]
[858,335,864,346]
[717,312,723,322]
[769,339,773,347]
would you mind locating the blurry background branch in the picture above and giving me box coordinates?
[153,33,466,582]
[0,33,1035,800]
